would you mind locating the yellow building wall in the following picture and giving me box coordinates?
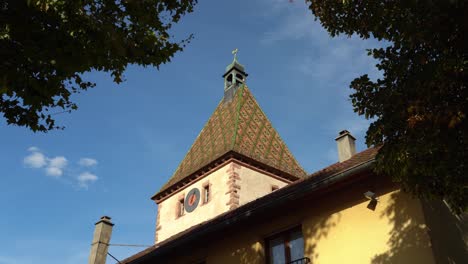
[159,185,436,264]
[238,165,289,206]
[302,190,435,264]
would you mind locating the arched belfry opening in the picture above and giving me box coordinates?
[223,49,248,103]
[224,70,245,91]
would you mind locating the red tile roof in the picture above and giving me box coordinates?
[308,146,380,179]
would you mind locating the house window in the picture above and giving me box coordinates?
[203,183,210,204]
[177,198,185,217]
[266,227,304,264]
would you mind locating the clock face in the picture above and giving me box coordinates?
[185,188,200,213]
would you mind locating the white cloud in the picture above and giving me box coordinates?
[45,156,68,177]
[78,158,98,167]
[23,148,100,189]
[24,148,68,177]
[295,38,382,85]
[23,152,47,168]
[48,156,67,169]
[260,1,322,45]
[45,166,63,177]
[259,0,383,83]
[27,146,40,152]
[77,172,98,188]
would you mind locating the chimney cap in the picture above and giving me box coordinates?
[95,215,114,226]
[335,130,356,141]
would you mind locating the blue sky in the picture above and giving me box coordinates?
[0,1,382,263]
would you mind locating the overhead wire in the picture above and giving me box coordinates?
[107,252,122,264]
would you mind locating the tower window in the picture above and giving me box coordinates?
[226,74,233,86]
[202,182,211,204]
[177,197,185,217]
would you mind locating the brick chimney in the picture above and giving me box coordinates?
[88,216,114,264]
[335,130,356,162]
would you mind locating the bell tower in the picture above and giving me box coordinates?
[223,49,248,102]
[152,51,306,244]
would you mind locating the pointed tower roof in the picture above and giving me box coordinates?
[154,85,307,199]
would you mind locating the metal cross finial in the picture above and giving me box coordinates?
[232,48,238,61]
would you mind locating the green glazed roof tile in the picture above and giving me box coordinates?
[156,86,307,196]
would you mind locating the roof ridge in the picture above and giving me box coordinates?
[230,85,245,148]
[249,90,307,174]
[167,99,224,180]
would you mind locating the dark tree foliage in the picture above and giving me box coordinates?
[308,0,467,212]
[0,0,196,131]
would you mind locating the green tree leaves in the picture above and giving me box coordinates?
[1,0,196,131]
[308,0,467,213]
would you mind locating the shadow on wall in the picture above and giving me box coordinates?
[303,212,342,262]
[229,241,264,264]
[372,192,434,264]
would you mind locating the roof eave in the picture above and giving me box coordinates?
[151,150,303,202]
[125,157,376,264]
